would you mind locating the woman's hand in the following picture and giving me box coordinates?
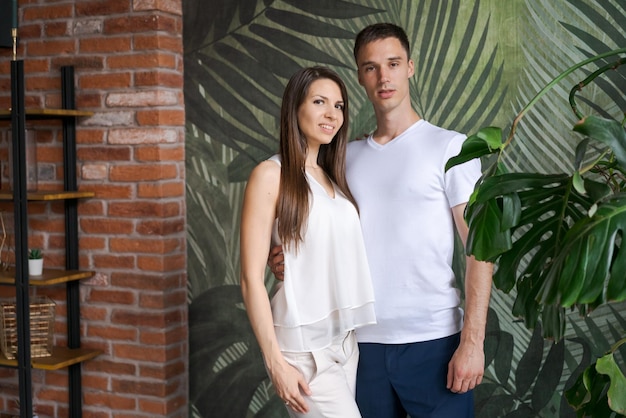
[267,358,311,413]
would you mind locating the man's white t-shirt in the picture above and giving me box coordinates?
[346,120,481,344]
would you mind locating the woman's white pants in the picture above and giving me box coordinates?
[281,331,362,418]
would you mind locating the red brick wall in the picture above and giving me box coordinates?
[0,0,187,416]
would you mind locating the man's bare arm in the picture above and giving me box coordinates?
[447,203,493,393]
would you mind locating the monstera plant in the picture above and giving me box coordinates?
[447,48,626,417]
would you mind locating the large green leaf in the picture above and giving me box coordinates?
[574,115,626,169]
[460,141,623,340]
[595,343,626,414]
[539,193,626,308]
[445,126,504,171]
[466,172,591,265]
[566,338,626,417]
[565,365,614,418]
[465,196,512,263]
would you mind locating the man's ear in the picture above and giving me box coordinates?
[408,59,415,78]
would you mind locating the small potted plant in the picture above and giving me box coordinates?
[28,248,43,276]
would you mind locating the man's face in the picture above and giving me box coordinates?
[356,37,414,114]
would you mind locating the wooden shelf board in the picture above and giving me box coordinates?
[0,347,102,370]
[0,190,95,201]
[0,268,94,286]
[0,108,94,119]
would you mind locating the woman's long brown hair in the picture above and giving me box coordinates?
[277,66,357,250]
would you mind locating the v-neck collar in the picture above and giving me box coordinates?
[305,169,336,199]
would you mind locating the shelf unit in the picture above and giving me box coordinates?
[1,63,101,418]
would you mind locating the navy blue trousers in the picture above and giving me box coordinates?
[356,333,474,418]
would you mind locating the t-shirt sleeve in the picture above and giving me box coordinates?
[444,134,481,208]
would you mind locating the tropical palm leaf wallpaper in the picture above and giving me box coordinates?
[182,1,625,416]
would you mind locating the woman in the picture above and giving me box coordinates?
[240,66,376,418]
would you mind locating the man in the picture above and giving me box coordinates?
[269,23,493,417]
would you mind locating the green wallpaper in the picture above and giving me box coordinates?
[182,1,626,416]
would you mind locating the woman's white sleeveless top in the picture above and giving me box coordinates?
[269,155,376,352]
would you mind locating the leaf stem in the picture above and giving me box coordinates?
[609,337,626,353]
[569,57,625,120]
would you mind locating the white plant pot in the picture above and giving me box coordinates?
[29,258,43,276]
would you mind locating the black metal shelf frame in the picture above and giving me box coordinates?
[8,64,86,418]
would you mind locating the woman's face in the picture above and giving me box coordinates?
[297,78,345,148]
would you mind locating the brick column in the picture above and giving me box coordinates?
[0,1,187,417]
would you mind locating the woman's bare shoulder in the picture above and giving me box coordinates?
[247,159,280,191]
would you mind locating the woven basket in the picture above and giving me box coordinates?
[0,296,55,359]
